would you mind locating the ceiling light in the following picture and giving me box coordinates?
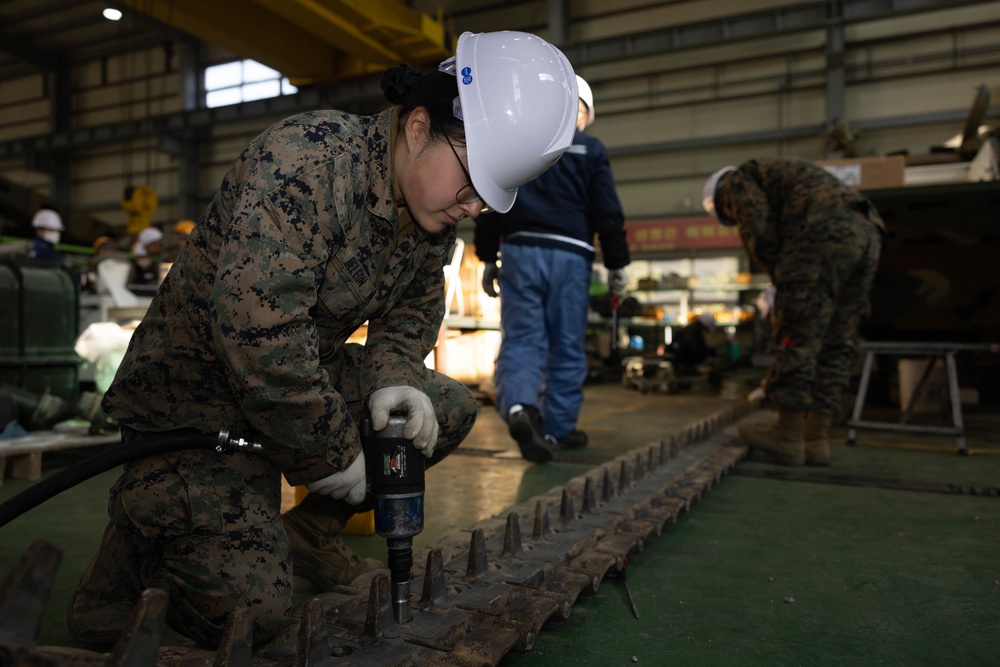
[103,8,123,21]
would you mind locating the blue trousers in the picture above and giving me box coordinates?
[495,243,591,439]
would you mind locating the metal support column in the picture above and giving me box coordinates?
[549,0,570,46]
[825,1,846,141]
[175,38,202,221]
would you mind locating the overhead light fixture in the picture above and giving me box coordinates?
[103,8,123,21]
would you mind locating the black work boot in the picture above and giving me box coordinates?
[283,493,384,591]
[507,405,553,463]
[67,522,137,644]
[555,429,588,449]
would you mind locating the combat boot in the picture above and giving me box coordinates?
[738,409,806,465]
[67,522,137,644]
[283,493,384,591]
[804,411,834,466]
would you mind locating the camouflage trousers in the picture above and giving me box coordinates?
[766,214,883,415]
[68,343,478,647]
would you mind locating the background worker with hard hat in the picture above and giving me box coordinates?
[128,225,165,293]
[165,219,195,262]
[474,75,631,463]
[68,30,578,648]
[703,158,885,467]
[81,235,121,294]
[28,208,64,264]
[92,236,118,256]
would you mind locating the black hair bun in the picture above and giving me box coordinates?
[381,65,421,105]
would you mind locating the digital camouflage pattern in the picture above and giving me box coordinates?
[715,157,885,414]
[80,107,479,646]
[71,344,477,646]
[104,107,460,484]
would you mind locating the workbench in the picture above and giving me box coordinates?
[846,341,999,454]
[0,427,119,483]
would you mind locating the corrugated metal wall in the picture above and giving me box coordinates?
[0,0,996,236]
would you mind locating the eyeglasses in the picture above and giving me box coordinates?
[445,136,492,214]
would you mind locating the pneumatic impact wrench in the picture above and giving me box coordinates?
[362,414,425,624]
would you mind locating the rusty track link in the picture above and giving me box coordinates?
[0,403,752,666]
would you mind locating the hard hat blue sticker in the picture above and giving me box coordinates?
[461,67,473,85]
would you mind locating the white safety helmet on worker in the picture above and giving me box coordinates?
[133,226,164,257]
[447,30,578,214]
[702,166,737,225]
[576,75,595,128]
[32,209,64,231]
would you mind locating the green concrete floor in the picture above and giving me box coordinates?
[2,379,999,665]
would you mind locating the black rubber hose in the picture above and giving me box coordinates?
[0,431,221,529]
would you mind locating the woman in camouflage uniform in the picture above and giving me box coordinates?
[703,157,885,467]
[69,31,579,647]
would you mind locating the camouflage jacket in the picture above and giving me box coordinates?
[714,157,885,283]
[103,108,455,485]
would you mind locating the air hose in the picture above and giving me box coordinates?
[0,426,262,529]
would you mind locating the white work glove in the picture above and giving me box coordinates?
[369,386,439,458]
[608,269,628,297]
[481,262,499,298]
[306,452,367,504]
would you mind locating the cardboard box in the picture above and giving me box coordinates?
[816,155,906,190]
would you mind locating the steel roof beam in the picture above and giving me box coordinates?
[560,0,991,67]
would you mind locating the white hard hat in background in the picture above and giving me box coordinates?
[453,30,578,214]
[32,209,64,231]
[576,75,595,127]
[133,226,164,257]
[702,166,736,222]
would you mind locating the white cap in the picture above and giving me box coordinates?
[32,209,64,231]
[702,166,736,219]
[576,75,595,127]
[133,227,164,257]
[698,312,716,332]
[454,31,578,213]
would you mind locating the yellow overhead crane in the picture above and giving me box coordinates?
[119,0,453,85]
[121,185,158,236]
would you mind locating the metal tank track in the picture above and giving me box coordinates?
[0,403,752,666]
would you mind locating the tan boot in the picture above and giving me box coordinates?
[67,522,137,644]
[738,409,806,465]
[283,493,384,590]
[804,412,833,466]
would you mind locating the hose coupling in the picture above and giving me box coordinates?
[217,426,265,453]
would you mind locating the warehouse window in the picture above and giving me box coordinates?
[205,60,298,108]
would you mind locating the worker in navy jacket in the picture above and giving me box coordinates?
[475,75,630,463]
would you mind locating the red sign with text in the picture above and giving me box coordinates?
[624,217,742,253]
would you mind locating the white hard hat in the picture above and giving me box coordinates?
[702,166,736,222]
[133,226,164,257]
[32,209,64,231]
[576,75,595,127]
[454,31,578,214]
